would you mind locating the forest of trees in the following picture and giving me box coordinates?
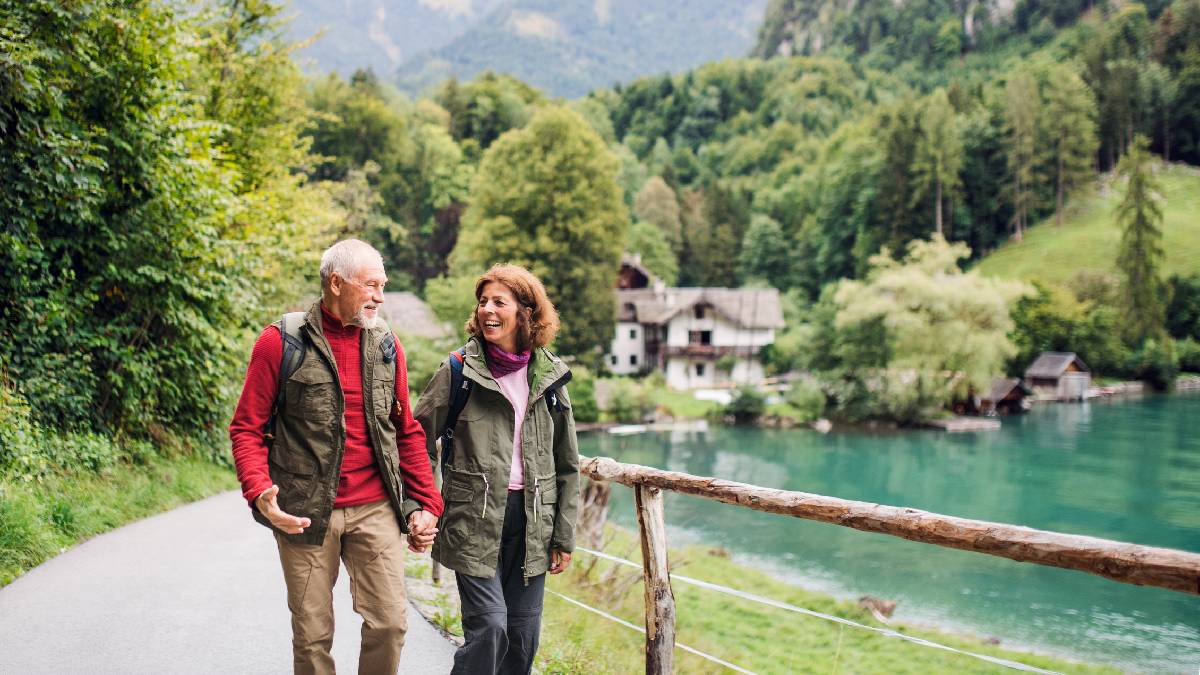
[4,0,1200,461]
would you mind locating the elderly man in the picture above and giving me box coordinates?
[230,239,443,675]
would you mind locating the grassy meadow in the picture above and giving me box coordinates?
[973,164,1200,285]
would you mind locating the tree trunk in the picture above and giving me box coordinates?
[636,485,675,674]
[935,178,943,236]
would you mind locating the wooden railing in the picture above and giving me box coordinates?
[578,455,1200,674]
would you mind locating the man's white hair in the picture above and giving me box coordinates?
[319,239,384,293]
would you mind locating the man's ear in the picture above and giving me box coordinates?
[328,273,342,297]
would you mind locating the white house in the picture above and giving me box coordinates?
[606,265,784,389]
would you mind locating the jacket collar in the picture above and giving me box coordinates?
[462,336,571,400]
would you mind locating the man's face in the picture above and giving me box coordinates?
[330,263,387,329]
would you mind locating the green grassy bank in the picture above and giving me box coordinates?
[974,164,1200,285]
[0,385,236,586]
[413,525,1115,674]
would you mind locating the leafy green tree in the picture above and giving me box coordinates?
[834,236,1030,397]
[633,177,683,254]
[1166,274,1200,340]
[738,215,790,284]
[452,107,627,358]
[627,221,679,285]
[1005,70,1041,241]
[1040,65,1099,226]
[912,88,963,236]
[0,0,318,434]
[1115,136,1167,344]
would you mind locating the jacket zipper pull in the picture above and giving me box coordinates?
[480,475,490,519]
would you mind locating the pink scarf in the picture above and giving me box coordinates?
[485,341,530,378]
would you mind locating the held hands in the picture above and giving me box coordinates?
[549,549,572,574]
[255,485,312,535]
[407,510,439,553]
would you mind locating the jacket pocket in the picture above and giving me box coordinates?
[373,361,395,417]
[441,466,490,554]
[533,473,558,557]
[287,367,336,423]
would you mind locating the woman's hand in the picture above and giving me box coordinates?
[549,549,572,574]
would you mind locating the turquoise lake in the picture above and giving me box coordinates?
[577,393,1200,672]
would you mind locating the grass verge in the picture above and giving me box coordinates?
[407,524,1116,674]
[0,453,236,587]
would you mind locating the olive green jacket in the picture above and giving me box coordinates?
[254,302,421,545]
[413,338,580,579]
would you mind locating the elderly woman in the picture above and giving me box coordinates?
[414,263,579,675]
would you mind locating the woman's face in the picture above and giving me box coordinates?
[476,281,521,352]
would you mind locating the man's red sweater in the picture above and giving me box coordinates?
[229,306,442,517]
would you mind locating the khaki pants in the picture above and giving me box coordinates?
[275,500,408,675]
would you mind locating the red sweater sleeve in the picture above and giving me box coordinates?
[391,337,444,517]
[228,326,282,506]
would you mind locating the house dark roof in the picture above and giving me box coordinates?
[379,292,452,340]
[615,287,784,329]
[1024,352,1090,380]
[982,377,1029,403]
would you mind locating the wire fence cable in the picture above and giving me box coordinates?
[545,589,758,674]
[574,546,1062,675]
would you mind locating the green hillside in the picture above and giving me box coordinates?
[973,164,1200,285]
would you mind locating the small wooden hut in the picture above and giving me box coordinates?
[1024,352,1091,401]
[980,377,1032,415]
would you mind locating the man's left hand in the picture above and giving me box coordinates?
[549,549,572,574]
[406,510,439,553]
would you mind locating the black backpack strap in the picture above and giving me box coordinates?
[439,346,473,473]
[265,311,307,442]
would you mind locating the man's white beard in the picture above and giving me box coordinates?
[350,306,380,330]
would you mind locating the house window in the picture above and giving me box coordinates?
[629,328,637,340]
[688,330,712,345]
[610,354,617,366]
[694,305,706,319]
[695,363,706,377]
[630,354,638,366]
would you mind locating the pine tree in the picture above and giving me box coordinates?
[1115,135,1167,344]
[912,88,963,236]
[633,176,683,255]
[1040,65,1099,226]
[1005,70,1040,241]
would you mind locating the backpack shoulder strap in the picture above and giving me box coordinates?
[439,345,473,471]
[265,312,307,440]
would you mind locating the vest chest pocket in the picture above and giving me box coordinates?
[373,365,395,418]
[286,367,336,423]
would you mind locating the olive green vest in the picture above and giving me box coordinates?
[253,302,416,545]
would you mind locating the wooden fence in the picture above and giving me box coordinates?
[578,455,1200,674]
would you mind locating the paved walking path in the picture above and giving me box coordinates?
[0,491,456,674]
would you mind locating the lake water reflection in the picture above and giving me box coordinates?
[578,393,1200,672]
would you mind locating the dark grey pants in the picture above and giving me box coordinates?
[451,490,546,675]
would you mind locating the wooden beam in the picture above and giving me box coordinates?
[581,456,1200,596]
[635,484,676,674]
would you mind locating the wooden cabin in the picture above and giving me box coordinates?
[980,377,1032,415]
[1024,352,1091,401]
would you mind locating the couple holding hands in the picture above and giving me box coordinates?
[230,239,581,675]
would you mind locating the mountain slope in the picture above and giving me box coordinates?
[286,0,505,77]
[395,0,767,98]
[973,164,1200,285]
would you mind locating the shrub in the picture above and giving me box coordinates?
[1177,338,1200,374]
[1124,338,1179,391]
[603,378,654,423]
[725,386,766,425]
[567,366,600,424]
[785,379,827,423]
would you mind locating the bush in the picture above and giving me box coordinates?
[725,386,766,425]
[1178,338,1200,374]
[785,379,827,423]
[1124,338,1179,391]
[567,366,599,424]
[602,378,654,423]
[825,370,948,425]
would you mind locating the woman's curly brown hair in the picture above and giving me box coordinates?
[465,263,560,351]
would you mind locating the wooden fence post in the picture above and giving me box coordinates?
[636,484,675,674]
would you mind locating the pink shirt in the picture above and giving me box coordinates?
[494,365,529,490]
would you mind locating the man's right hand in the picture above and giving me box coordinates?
[255,485,312,535]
